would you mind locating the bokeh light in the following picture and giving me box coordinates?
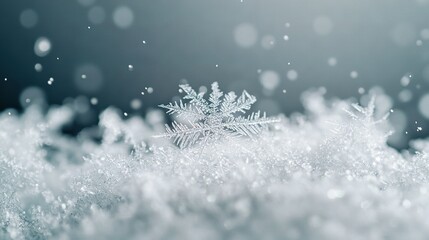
[19,9,38,28]
[418,94,429,119]
[259,70,280,91]
[287,69,298,81]
[313,16,333,35]
[19,87,46,108]
[233,23,258,48]
[34,37,52,57]
[391,23,417,46]
[113,6,134,29]
[88,6,106,25]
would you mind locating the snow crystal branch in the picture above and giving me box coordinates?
[344,96,390,126]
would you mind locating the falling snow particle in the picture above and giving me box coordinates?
[113,6,134,29]
[20,9,39,28]
[421,28,429,40]
[313,16,333,35]
[287,69,298,81]
[399,89,413,102]
[400,75,411,87]
[418,94,429,119]
[234,23,258,48]
[259,70,280,91]
[328,57,337,66]
[90,97,98,105]
[34,37,52,57]
[130,99,142,110]
[35,63,43,72]
[261,35,276,50]
[350,71,359,79]
[391,23,417,46]
[88,6,106,25]
[199,86,208,94]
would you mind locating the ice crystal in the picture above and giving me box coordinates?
[345,96,390,126]
[156,82,279,148]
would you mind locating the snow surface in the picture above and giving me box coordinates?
[1,89,429,240]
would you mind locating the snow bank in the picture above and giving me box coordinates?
[1,89,428,240]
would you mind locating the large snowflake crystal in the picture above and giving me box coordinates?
[156,82,279,148]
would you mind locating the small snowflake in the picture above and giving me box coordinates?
[156,82,279,148]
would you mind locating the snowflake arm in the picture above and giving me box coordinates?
[155,121,208,149]
[179,84,210,114]
[220,90,256,117]
[209,82,223,112]
[158,100,206,120]
[155,112,278,148]
[224,111,278,138]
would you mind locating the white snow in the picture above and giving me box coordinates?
[1,87,429,239]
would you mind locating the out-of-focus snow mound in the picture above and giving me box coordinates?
[1,90,429,240]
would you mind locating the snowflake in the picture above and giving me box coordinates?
[155,82,279,148]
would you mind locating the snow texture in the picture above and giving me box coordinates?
[1,84,429,240]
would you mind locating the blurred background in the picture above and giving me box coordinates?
[1,0,429,148]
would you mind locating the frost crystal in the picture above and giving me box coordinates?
[345,96,390,126]
[156,82,279,148]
